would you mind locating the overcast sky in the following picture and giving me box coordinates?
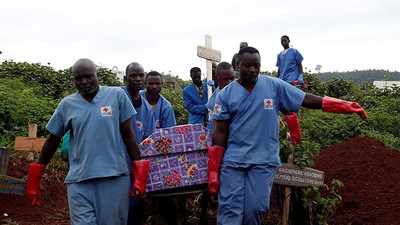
[1,0,399,81]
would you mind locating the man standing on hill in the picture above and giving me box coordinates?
[140,71,176,129]
[25,58,149,225]
[276,35,304,86]
[209,46,367,225]
[182,67,208,125]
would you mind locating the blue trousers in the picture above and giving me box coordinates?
[127,173,145,225]
[217,161,276,225]
[67,175,130,225]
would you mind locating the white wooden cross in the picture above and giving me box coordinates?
[197,34,221,98]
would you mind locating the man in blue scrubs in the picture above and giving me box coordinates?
[123,62,156,225]
[123,62,155,143]
[210,47,367,225]
[140,71,176,128]
[25,58,144,225]
[141,70,180,224]
[182,67,208,125]
[205,62,235,131]
[276,35,304,86]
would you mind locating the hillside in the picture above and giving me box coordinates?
[316,69,400,84]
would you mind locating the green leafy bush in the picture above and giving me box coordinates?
[161,87,188,125]
[325,77,356,98]
[0,78,58,148]
[302,179,344,225]
[0,61,67,100]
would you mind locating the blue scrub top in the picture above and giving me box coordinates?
[205,87,220,130]
[140,90,176,128]
[276,48,303,84]
[122,87,155,173]
[121,87,155,143]
[46,86,136,183]
[213,75,306,166]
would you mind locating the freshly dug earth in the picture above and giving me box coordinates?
[314,136,400,225]
[0,156,70,225]
[1,136,399,224]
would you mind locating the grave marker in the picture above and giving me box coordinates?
[197,34,221,98]
[0,147,26,195]
[0,147,10,175]
[274,146,324,225]
[274,162,324,187]
[14,123,46,152]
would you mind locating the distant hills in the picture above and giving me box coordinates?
[316,69,400,85]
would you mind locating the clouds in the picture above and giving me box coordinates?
[1,0,399,81]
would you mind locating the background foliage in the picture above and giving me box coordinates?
[2,61,399,155]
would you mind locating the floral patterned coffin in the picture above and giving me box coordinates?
[139,124,212,192]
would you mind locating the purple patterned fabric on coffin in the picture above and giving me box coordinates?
[138,124,212,192]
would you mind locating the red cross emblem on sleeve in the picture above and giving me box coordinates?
[214,104,222,115]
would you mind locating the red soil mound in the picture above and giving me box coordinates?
[0,156,70,225]
[314,136,400,225]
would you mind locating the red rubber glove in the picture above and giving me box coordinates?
[284,112,301,145]
[26,163,46,207]
[322,96,368,120]
[292,81,310,87]
[131,160,150,199]
[207,145,225,194]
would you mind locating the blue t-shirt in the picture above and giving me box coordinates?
[276,48,304,84]
[213,75,306,166]
[140,90,176,128]
[46,86,136,183]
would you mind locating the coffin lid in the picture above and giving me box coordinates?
[139,124,212,157]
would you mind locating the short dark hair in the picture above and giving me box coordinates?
[190,67,201,75]
[281,35,290,41]
[216,62,232,76]
[145,71,163,83]
[125,62,143,75]
[237,46,260,63]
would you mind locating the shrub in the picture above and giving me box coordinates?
[0,78,58,148]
